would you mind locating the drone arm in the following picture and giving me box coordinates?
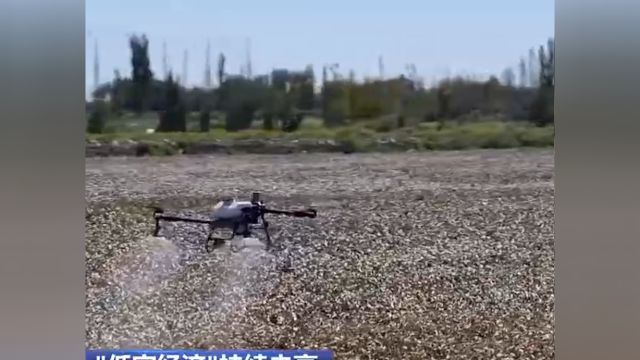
[155,214,213,225]
[263,207,317,218]
[153,211,216,236]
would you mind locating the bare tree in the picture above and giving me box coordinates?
[93,39,100,94]
[518,58,527,88]
[182,49,189,86]
[204,40,212,88]
[217,53,226,86]
[528,48,538,87]
[245,37,253,79]
[378,56,385,80]
[501,67,516,87]
[162,41,168,79]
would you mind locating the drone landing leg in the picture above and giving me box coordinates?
[206,235,228,253]
[205,226,228,253]
[205,223,240,253]
[261,215,272,250]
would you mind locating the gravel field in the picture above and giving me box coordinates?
[86,149,554,359]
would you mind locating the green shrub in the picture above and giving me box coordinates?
[478,130,520,149]
[199,109,211,132]
[225,103,256,132]
[515,125,554,147]
[397,115,405,128]
[87,119,554,154]
[148,142,179,156]
[434,136,472,150]
[358,116,397,133]
[87,101,109,134]
[333,126,373,152]
[263,114,274,130]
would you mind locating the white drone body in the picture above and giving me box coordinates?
[209,198,260,238]
[211,199,255,220]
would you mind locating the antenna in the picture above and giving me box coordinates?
[378,55,385,80]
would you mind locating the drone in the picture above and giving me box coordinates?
[152,192,317,252]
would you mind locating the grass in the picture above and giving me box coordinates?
[88,116,554,155]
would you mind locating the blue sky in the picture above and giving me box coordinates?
[85,0,554,97]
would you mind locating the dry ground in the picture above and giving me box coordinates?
[85,149,554,359]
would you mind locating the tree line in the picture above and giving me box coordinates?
[87,35,554,134]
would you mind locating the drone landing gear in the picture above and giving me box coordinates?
[204,217,273,253]
[252,214,272,251]
[242,214,273,251]
[205,225,235,253]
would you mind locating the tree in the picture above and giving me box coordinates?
[263,112,274,130]
[349,69,356,83]
[397,114,405,128]
[220,77,268,131]
[482,76,500,113]
[271,69,289,92]
[501,67,516,87]
[87,100,109,134]
[129,34,153,114]
[322,81,349,127]
[109,69,125,116]
[323,103,347,127]
[260,83,292,131]
[528,48,539,87]
[281,113,303,132]
[225,102,256,132]
[297,65,316,110]
[157,73,187,132]
[217,53,226,87]
[437,85,451,119]
[199,107,211,132]
[518,58,527,88]
[539,39,555,87]
[204,40,212,88]
[529,38,555,126]
[322,66,328,86]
